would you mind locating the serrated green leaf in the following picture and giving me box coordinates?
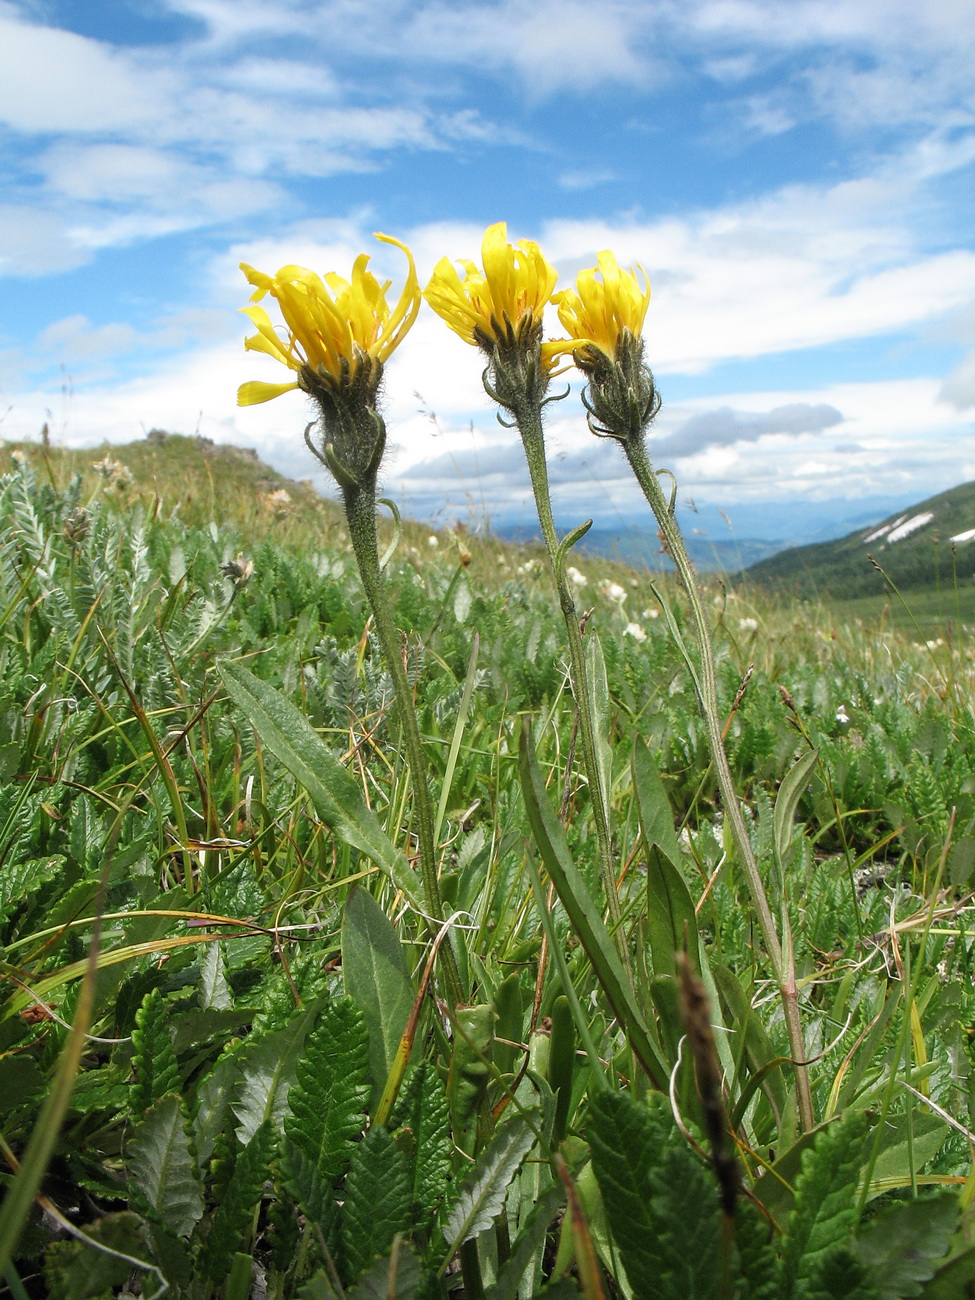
[441,1111,539,1262]
[391,1061,452,1220]
[232,1013,310,1144]
[586,1089,665,1297]
[806,1246,880,1300]
[44,1212,149,1300]
[128,1093,204,1238]
[283,998,370,1194]
[347,1239,425,1300]
[734,1197,782,1300]
[589,1089,725,1300]
[203,1120,276,1285]
[854,1193,957,1299]
[342,886,416,1106]
[219,659,422,909]
[130,988,180,1117]
[784,1109,867,1299]
[342,1126,411,1283]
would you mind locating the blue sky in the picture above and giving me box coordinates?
[1,0,974,538]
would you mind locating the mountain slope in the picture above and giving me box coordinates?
[746,480,975,598]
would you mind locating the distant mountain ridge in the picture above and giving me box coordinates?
[745,479,975,598]
[494,523,788,572]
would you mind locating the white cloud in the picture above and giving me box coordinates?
[0,13,174,132]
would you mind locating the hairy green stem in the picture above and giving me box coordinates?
[344,483,465,1008]
[624,439,814,1132]
[515,400,630,975]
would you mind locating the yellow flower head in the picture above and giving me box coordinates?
[237,233,420,406]
[553,251,651,361]
[423,222,558,353]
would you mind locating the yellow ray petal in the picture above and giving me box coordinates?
[237,380,300,406]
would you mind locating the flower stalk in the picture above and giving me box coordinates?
[425,225,629,968]
[237,236,465,1008]
[559,253,814,1131]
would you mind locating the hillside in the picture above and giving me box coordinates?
[497,521,786,572]
[746,478,975,599]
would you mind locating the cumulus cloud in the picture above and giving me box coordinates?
[649,402,844,460]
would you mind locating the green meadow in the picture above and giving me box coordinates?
[2,434,975,1299]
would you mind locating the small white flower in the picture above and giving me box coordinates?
[567,565,588,588]
[428,535,439,548]
[836,705,850,724]
[642,607,659,620]
[624,622,647,642]
[600,579,627,603]
[738,617,759,632]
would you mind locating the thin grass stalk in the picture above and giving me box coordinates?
[623,438,814,1131]
[344,482,465,1007]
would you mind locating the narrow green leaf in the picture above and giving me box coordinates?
[486,1184,564,1300]
[342,1126,411,1283]
[441,1111,539,1264]
[584,631,614,832]
[342,886,416,1106]
[219,659,422,909]
[519,724,669,1089]
[712,963,787,1127]
[128,1093,204,1238]
[645,849,698,979]
[449,1004,496,1158]
[773,748,819,873]
[632,740,683,869]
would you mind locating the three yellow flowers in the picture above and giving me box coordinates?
[237,223,651,405]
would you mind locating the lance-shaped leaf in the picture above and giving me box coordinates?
[219,659,421,909]
[440,1111,539,1265]
[519,724,669,1088]
[342,886,416,1107]
[128,1093,204,1239]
